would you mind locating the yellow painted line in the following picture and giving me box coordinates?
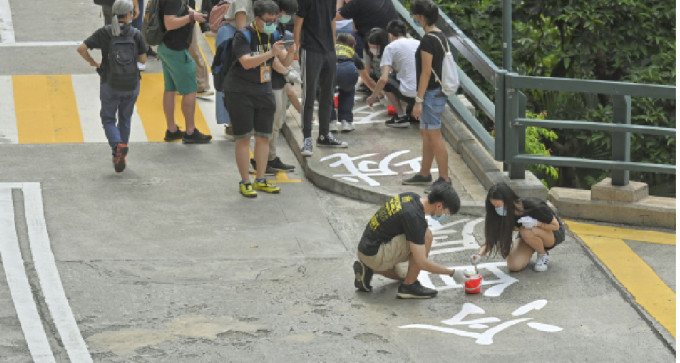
[136,73,212,142]
[14,75,84,144]
[197,27,212,73]
[567,220,675,245]
[205,33,216,55]
[569,223,676,339]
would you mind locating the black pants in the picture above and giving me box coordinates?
[300,49,337,139]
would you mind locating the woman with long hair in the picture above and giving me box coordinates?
[476,182,566,272]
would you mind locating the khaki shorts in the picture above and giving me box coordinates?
[358,234,411,271]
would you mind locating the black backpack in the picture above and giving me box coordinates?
[105,25,140,91]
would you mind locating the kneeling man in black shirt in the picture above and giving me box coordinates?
[354,183,460,299]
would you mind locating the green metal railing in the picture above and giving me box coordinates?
[392,0,676,187]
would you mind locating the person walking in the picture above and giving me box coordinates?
[78,0,147,172]
[402,0,450,192]
[473,182,566,272]
[158,0,212,144]
[353,182,460,299]
[294,0,348,157]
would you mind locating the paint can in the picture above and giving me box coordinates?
[464,271,482,294]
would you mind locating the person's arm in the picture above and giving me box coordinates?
[77,43,100,68]
[536,216,560,231]
[366,65,391,105]
[276,43,296,67]
[133,0,140,19]
[293,15,303,49]
[358,69,377,91]
[164,11,207,31]
[137,52,148,64]
[332,15,336,46]
[239,41,283,69]
[411,49,433,119]
[410,243,454,276]
[336,0,344,11]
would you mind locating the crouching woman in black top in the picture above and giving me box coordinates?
[475,182,566,272]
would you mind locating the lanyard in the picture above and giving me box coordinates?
[252,21,271,54]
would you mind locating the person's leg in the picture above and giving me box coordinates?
[227,92,255,182]
[385,92,404,114]
[100,83,123,151]
[316,50,337,137]
[235,138,251,182]
[421,129,449,181]
[403,229,433,284]
[253,136,270,180]
[506,238,536,272]
[286,83,301,114]
[336,62,357,122]
[171,49,201,135]
[180,92,198,133]
[300,49,323,139]
[116,85,140,145]
[269,87,287,161]
[189,27,211,92]
[163,91,178,131]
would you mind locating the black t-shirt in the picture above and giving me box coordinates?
[338,0,398,38]
[515,198,559,227]
[224,26,276,95]
[358,193,427,256]
[84,24,147,85]
[160,0,193,50]
[415,31,446,90]
[336,44,364,70]
[296,0,335,53]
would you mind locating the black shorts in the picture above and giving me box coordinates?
[547,220,566,251]
[224,91,275,139]
[383,73,415,107]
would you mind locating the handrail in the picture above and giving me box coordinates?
[507,74,676,99]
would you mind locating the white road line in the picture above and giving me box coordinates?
[0,186,55,363]
[21,183,93,363]
[72,74,109,143]
[0,0,15,43]
[0,75,18,144]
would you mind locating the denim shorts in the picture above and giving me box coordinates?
[158,43,198,95]
[420,88,447,130]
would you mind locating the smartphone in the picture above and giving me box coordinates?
[282,40,295,48]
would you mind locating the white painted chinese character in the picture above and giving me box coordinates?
[399,300,562,345]
[320,150,433,186]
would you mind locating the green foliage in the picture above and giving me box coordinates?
[524,111,559,188]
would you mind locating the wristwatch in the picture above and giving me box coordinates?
[415,96,424,103]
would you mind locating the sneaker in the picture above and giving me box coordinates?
[113,143,128,173]
[356,84,371,93]
[137,62,146,71]
[301,137,313,156]
[402,173,433,185]
[534,253,550,272]
[268,156,295,172]
[146,47,157,58]
[253,179,280,194]
[250,158,277,176]
[317,133,348,148]
[341,120,355,132]
[239,182,257,198]
[197,89,215,98]
[224,125,234,140]
[424,176,452,193]
[385,114,410,128]
[329,120,339,132]
[353,260,373,292]
[164,128,184,142]
[182,128,212,144]
[397,280,438,299]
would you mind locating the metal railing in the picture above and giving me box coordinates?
[391,0,676,187]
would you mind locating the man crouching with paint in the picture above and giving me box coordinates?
[353,183,460,299]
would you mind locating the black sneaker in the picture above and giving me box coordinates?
[146,46,158,58]
[268,156,295,172]
[397,280,438,299]
[385,114,410,128]
[402,173,433,185]
[182,128,212,144]
[353,261,373,292]
[164,128,184,142]
[113,143,128,173]
[424,176,452,194]
[250,158,277,176]
[317,133,348,148]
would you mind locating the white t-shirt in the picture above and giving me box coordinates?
[225,0,254,27]
[380,37,420,98]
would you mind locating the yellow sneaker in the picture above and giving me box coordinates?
[239,182,257,198]
[253,179,280,194]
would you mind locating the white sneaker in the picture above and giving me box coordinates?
[534,253,549,272]
[341,120,355,132]
[329,120,339,132]
[137,62,146,71]
[300,137,313,156]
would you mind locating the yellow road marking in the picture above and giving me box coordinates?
[568,221,676,338]
[204,32,216,55]
[14,75,84,144]
[567,221,675,245]
[137,73,212,142]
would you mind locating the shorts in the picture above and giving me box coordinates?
[547,220,566,251]
[224,91,275,139]
[158,43,198,95]
[358,234,411,271]
[420,87,447,130]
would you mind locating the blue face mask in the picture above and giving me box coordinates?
[495,206,507,216]
[432,206,449,222]
[279,14,291,24]
[263,22,277,35]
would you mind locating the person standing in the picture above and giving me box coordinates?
[402,0,450,192]
[294,0,347,157]
[353,182,460,299]
[78,0,147,172]
[224,0,296,197]
[158,0,212,143]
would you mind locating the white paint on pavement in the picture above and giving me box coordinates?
[0,186,55,362]
[0,0,15,43]
[0,75,18,143]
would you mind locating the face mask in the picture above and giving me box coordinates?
[279,14,291,24]
[369,48,379,56]
[432,205,449,222]
[263,22,277,35]
[495,206,507,216]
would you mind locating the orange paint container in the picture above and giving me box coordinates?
[464,272,482,294]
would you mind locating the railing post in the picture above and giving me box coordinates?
[494,70,507,161]
[504,73,525,179]
[502,0,512,71]
[612,95,631,186]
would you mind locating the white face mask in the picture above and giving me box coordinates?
[369,47,379,56]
